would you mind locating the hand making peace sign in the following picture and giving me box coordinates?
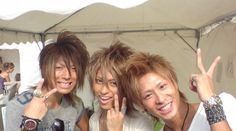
[189,48,221,102]
[106,94,127,131]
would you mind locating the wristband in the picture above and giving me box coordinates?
[203,95,226,125]
[205,104,226,125]
[20,115,41,131]
[203,95,222,109]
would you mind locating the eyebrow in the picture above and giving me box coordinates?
[141,80,163,93]
[156,81,162,87]
[96,76,115,81]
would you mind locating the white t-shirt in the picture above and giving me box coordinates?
[161,92,236,131]
[89,109,154,131]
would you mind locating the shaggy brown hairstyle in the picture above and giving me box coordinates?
[122,52,187,113]
[39,31,89,106]
[87,41,135,115]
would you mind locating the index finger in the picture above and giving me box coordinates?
[114,94,119,112]
[44,88,57,98]
[197,48,206,73]
[35,79,44,90]
[207,56,221,77]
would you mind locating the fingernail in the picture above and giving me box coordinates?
[197,48,200,53]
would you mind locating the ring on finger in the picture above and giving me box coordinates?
[33,89,42,98]
[191,75,197,86]
[191,74,197,81]
[43,95,48,102]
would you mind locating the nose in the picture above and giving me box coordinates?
[62,68,71,79]
[153,90,165,104]
[100,84,110,94]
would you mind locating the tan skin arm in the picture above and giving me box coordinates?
[190,49,232,131]
[76,111,89,131]
[211,121,231,131]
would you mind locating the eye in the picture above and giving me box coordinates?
[159,84,167,89]
[95,78,103,85]
[71,66,76,71]
[143,93,152,100]
[55,65,63,70]
[109,80,117,87]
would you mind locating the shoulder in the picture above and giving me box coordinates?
[73,96,83,106]
[7,91,32,107]
[219,92,236,101]
[89,111,100,131]
[219,92,236,130]
[16,91,33,105]
[189,103,210,130]
[73,97,84,112]
[89,110,100,121]
[219,92,236,109]
[89,111,100,124]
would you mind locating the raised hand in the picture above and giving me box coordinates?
[189,49,221,102]
[24,79,57,120]
[106,94,126,131]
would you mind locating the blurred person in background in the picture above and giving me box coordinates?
[0,62,15,94]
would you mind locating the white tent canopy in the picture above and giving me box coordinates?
[0,0,236,43]
[0,0,147,20]
[0,0,236,106]
[0,0,148,43]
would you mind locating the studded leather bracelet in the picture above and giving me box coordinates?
[203,95,226,125]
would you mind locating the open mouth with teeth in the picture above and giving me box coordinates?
[157,102,173,116]
[99,96,113,105]
[58,81,72,89]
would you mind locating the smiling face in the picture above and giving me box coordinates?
[138,72,180,121]
[93,69,118,110]
[54,57,77,94]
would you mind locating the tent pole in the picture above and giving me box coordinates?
[45,28,195,35]
[195,29,200,49]
[43,8,84,34]
[40,33,46,47]
[0,28,39,34]
[175,31,197,53]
